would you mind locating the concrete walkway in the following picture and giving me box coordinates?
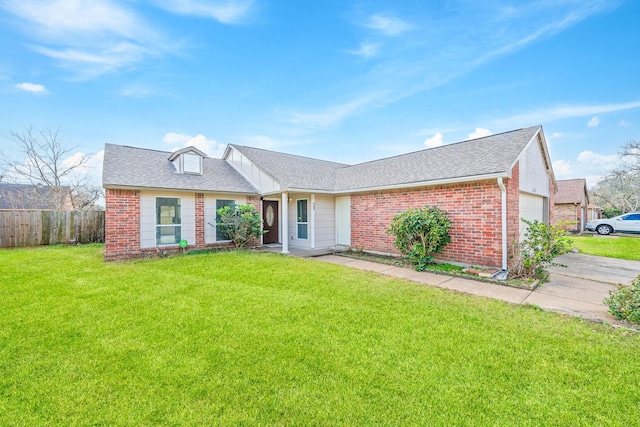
[313,253,640,326]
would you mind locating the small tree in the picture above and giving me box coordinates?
[604,275,640,324]
[387,206,451,271]
[511,219,573,281]
[213,204,264,248]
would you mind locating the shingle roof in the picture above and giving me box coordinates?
[103,126,545,195]
[555,178,587,204]
[102,144,258,194]
[334,126,541,191]
[229,145,347,191]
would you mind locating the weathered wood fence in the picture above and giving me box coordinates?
[0,210,105,248]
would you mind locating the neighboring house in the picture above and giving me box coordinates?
[0,183,73,210]
[553,178,589,232]
[102,126,556,271]
[587,204,603,221]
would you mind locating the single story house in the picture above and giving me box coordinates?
[553,178,589,232]
[102,125,556,271]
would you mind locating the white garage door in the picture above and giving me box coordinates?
[519,193,545,239]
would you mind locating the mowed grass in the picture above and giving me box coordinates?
[1,245,639,425]
[572,234,640,261]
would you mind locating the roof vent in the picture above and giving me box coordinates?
[168,147,207,175]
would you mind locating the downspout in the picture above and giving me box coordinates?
[493,177,508,279]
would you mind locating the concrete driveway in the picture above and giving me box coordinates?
[528,253,640,322]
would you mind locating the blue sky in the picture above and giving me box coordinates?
[1,0,639,189]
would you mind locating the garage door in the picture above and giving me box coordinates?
[519,193,545,239]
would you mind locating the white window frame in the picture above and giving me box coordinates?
[296,198,308,240]
[155,196,182,246]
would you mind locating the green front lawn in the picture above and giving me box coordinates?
[1,245,639,425]
[572,235,640,261]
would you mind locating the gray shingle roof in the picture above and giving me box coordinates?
[103,126,544,195]
[102,144,258,194]
[334,126,541,191]
[229,145,348,191]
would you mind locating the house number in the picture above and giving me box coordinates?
[266,205,275,227]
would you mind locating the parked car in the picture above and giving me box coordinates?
[585,212,640,235]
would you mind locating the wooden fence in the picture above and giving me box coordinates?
[0,210,105,248]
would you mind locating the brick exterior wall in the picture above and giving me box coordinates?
[350,176,519,269]
[554,204,581,231]
[195,193,205,249]
[105,188,141,261]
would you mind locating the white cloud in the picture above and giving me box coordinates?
[152,0,254,24]
[552,150,618,187]
[497,100,640,127]
[551,132,564,138]
[346,43,379,60]
[587,116,600,127]
[424,132,444,148]
[15,82,47,93]
[1,0,167,77]
[364,14,414,36]
[467,128,493,139]
[618,119,630,127]
[162,132,226,158]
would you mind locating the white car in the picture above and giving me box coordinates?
[585,212,640,235]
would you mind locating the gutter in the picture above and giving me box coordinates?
[493,177,509,280]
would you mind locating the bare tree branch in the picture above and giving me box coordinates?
[1,125,97,210]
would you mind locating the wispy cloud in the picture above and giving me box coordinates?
[346,43,379,60]
[496,101,640,127]
[1,0,172,77]
[285,1,619,134]
[151,0,255,24]
[283,92,386,132]
[618,119,630,127]
[163,132,226,158]
[15,82,47,93]
[587,116,600,127]
[363,14,414,36]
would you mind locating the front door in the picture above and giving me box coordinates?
[262,200,279,244]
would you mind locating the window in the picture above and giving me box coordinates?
[622,214,640,221]
[156,197,181,245]
[216,199,235,241]
[297,199,308,239]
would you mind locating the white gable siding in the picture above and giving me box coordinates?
[204,194,248,244]
[226,146,282,193]
[519,135,550,197]
[140,191,195,249]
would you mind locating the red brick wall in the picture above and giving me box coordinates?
[195,193,205,249]
[105,188,141,261]
[505,163,520,269]
[350,178,516,268]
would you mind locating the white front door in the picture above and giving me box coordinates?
[336,196,351,246]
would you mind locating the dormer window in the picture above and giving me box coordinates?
[168,147,207,175]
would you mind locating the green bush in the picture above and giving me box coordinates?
[511,219,573,281]
[213,204,264,248]
[387,206,451,271]
[604,275,640,324]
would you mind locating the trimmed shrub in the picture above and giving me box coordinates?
[387,206,451,271]
[604,275,640,324]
